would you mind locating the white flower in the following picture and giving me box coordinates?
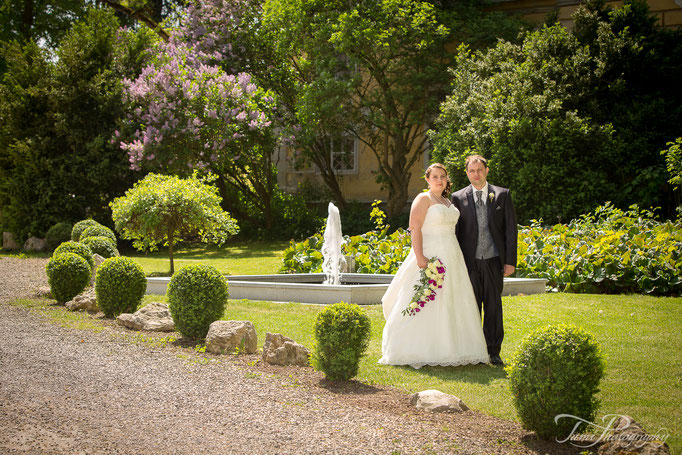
[402,257,447,317]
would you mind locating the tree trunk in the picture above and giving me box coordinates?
[310,142,348,210]
[168,234,174,276]
[20,0,33,42]
[386,178,410,218]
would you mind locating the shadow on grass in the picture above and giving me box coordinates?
[407,362,507,385]
[318,378,384,395]
[122,241,289,261]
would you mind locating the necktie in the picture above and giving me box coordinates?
[476,190,483,208]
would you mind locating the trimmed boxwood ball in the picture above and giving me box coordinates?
[95,256,147,317]
[45,222,73,251]
[80,224,116,243]
[167,264,228,339]
[71,219,102,241]
[45,252,91,303]
[53,241,94,269]
[81,236,119,258]
[313,302,371,381]
[505,324,606,440]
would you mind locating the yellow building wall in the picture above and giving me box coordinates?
[489,0,682,28]
[276,139,430,206]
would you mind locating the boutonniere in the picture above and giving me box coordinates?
[488,192,495,203]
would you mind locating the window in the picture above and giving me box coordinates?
[330,135,358,174]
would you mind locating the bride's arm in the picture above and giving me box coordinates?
[409,195,430,269]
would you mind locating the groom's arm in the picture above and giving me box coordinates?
[503,189,518,274]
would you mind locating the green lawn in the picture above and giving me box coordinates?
[124,240,290,276]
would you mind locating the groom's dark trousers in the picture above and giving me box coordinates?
[470,257,504,357]
[452,184,517,358]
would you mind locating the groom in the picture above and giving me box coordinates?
[452,155,517,366]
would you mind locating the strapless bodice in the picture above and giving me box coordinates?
[421,204,459,236]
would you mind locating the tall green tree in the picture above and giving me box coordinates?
[0,0,87,48]
[430,0,682,223]
[0,8,155,240]
[238,0,523,216]
[258,0,451,217]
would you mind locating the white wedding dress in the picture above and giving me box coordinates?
[379,204,489,368]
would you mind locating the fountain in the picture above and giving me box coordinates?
[321,202,346,285]
[145,202,548,304]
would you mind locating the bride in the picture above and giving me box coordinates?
[379,163,489,368]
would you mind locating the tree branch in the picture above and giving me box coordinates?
[97,0,170,41]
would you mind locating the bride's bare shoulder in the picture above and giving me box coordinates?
[411,193,431,208]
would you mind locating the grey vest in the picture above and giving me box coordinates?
[475,190,499,259]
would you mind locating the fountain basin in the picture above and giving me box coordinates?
[146,273,547,305]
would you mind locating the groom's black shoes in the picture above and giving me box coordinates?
[490,354,504,366]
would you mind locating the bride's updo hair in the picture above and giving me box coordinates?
[425,163,451,199]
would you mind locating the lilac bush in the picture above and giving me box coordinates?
[119,0,289,229]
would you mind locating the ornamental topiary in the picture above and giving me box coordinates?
[45,252,91,303]
[80,236,119,258]
[53,241,94,269]
[71,219,102,241]
[313,302,371,381]
[167,264,228,339]
[505,324,606,440]
[95,256,147,317]
[45,222,73,251]
[80,224,117,243]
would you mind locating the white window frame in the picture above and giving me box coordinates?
[330,135,358,175]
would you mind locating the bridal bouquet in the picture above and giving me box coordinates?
[402,257,446,316]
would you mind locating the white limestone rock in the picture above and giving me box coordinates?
[598,415,671,455]
[65,288,99,313]
[262,332,310,366]
[89,254,105,287]
[2,232,19,250]
[116,302,175,332]
[205,320,257,354]
[23,236,47,252]
[410,390,469,413]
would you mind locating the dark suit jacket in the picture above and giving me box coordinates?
[452,184,518,271]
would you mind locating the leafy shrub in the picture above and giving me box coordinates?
[53,241,94,269]
[516,203,682,295]
[167,264,228,339]
[110,173,239,275]
[281,200,412,274]
[80,236,119,258]
[430,0,682,222]
[506,324,605,440]
[80,224,117,243]
[95,256,147,317]
[45,252,91,303]
[313,303,371,381]
[281,227,411,274]
[662,137,682,188]
[45,222,73,251]
[270,188,325,240]
[71,219,102,241]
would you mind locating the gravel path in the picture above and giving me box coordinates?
[0,257,580,454]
